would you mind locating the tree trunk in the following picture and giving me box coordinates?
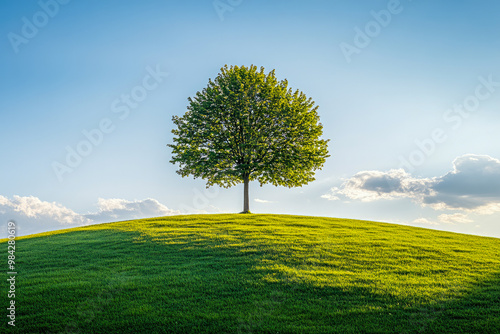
[243,174,250,213]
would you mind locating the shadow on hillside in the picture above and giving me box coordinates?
[398,271,500,334]
[4,228,500,334]
[249,271,500,334]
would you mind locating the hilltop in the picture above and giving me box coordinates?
[2,214,500,333]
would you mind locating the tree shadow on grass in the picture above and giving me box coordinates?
[400,272,500,334]
[3,228,500,334]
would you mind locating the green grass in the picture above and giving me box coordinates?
[2,214,500,333]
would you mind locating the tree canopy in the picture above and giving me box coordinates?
[168,65,329,212]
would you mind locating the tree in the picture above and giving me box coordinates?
[168,65,329,213]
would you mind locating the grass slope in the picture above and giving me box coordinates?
[2,214,500,333]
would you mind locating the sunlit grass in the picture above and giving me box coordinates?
[2,214,499,333]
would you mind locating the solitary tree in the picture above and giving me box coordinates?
[168,65,329,213]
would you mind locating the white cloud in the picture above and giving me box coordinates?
[412,218,439,225]
[254,199,275,204]
[85,198,179,222]
[329,169,433,202]
[438,213,473,224]
[320,188,340,201]
[323,154,500,215]
[0,196,180,236]
[423,155,500,212]
[0,195,90,225]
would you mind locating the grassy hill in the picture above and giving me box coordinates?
[2,214,500,333]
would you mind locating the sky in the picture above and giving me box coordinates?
[1,0,500,238]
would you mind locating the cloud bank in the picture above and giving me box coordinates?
[0,196,179,236]
[323,154,500,214]
[85,198,179,222]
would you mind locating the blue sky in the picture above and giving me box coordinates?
[1,0,500,237]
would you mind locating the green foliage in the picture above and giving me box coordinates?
[2,214,500,333]
[168,65,330,189]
